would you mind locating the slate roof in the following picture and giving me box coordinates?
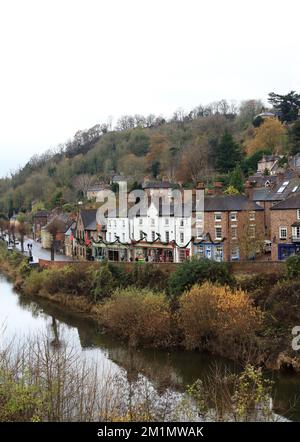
[142,181,179,190]
[248,174,277,188]
[44,215,73,234]
[270,193,300,210]
[80,209,97,230]
[252,188,272,201]
[203,195,263,212]
[264,177,300,201]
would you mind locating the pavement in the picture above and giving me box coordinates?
[6,236,73,263]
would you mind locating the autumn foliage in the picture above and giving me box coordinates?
[246,118,286,155]
[178,282,263,351]
[97,287,172,347]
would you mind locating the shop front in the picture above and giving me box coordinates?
[93,242,130,262]
[133,242,174,262]
[278,243,300,260]
[193,242,224,262]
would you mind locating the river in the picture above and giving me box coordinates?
[0,274,300,421]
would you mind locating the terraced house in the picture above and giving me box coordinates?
[193,195,264,262]
[270,193,300,260]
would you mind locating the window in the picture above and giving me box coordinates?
[230,212,237,222]
[214,212,222,222]
[140,230,144,240]
[122,233,125,242]
[279,227,287,239]
[292,186,298,193]
[196,227,203,239]
[215,226,222,240]
[165,218,169,226]
[196,212,203,221]
[277,181,289,193]
[139,218,143,225]
[231,245,240,261]
[297,209,300,220]
[180,219,184,227]
[114,219,117,227]
[215,245,223,261]
[231,226,237,239]
[195,244,204,257]
[150,218,155,226]
[249,211,255,221]
[122,219,125,228]
[151,231,155,241]
[249,225,255,238]
[165,231,170,242]
[292,226,300,239]
[180,232,184,243]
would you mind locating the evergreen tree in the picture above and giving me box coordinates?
[289,120,300,155]
[268,91,300,122]
[151,160,160,178]
[215,130,242,173]
[229,164,244,193]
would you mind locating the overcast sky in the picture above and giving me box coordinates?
[0,0,299,177]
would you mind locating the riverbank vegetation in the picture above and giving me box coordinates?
[1,242,300,371]
[0,335,276,422]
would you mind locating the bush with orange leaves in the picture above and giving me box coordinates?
[178,282,263,356]
[97,287,172,347]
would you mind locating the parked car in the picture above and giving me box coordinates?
[263,240,272,253]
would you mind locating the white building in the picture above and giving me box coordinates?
[101,199,192,263]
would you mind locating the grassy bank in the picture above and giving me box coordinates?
[1,241,300,372]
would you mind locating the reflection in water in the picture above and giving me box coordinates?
[0,274,300,421]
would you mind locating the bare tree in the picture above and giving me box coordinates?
[47,218,63,261]
[183,139,211,185]
[74,174,94,198]
[16,214,28,253]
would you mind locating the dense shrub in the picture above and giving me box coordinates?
[98,287,172,346]
[168,258,235,297]
[92,263,118,301]
[239,273,282,307]
[128,263,167,291]
[178,282,263,351]
[0,369,46,422]
[285,255,300,278]
[24,266,94,296]
[265,279,300,326]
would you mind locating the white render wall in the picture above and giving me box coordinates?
[105,202,192,262]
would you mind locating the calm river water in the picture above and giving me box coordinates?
[1,274,300,421]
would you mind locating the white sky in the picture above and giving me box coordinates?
[0,0,299,177]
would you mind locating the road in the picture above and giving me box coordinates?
[13,237,73,263]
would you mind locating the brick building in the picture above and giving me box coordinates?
[270,193,300,260]
[193,195,264,262]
